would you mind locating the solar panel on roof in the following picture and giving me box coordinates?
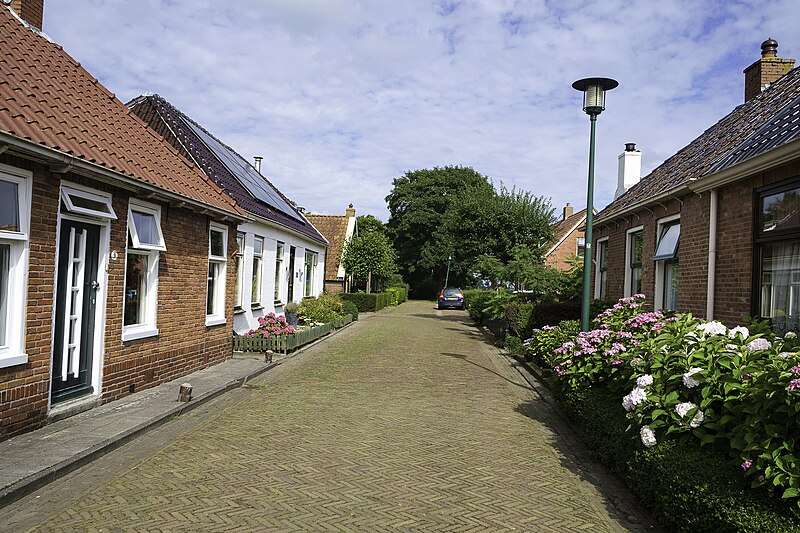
[184,120,301,222]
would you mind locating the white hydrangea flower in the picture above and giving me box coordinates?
[675,402,704,427]
[728,326,749,339]
[640,425,657,448]
[682,367,703,389]
[622,387,648,412]
[779,352,794,359]
[746,338,772,352]
[697,321,727,336]
[785,331,797,339]
[636,374,654,389]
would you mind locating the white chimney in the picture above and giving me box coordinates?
[253,156,263,173]
[614,143,641,199]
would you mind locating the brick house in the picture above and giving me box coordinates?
[591,38,800,333]
[0,3,247,439]
[127,95,328,334]
[544,204,589,271]
[306,206,358,294]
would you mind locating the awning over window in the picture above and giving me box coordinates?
[653,223,680,261]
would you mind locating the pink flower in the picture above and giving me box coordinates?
[789,379,800,391]
[554,365,566,376]
[791,365,800,375]
[741,460,752,471]
[613,359,623,365]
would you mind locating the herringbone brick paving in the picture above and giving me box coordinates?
[21,302,656,532]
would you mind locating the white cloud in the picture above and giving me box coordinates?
[41,0,800,220]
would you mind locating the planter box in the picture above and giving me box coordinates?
[233,314,352,355]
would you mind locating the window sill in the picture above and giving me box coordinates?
[273,301,284,307]
[122,327,159,342]
[0,352,28,369]
[234,307,246,315]
[205,316,226,327]
[252,305,264,311]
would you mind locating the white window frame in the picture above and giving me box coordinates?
[122,200,163,341]
[274,242,284,304]
[594,237,609,299]
[654,215,680,311]
[127,201,166,251]
[60,184,117,220]
[0,164,32,368]
[251,235,264,307]
[206,222,228,326]
[624,226,644,297]
[234,232,245,309]
[304,250,318,297]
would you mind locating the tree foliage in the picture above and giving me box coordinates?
[340,230,397,292]
[356,214,386,236]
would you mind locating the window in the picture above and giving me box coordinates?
[206,222,228,326]
[0,165,31,367]
[123,201,164,341]
[576,237,586,257]
[60,185,117,219]
[274,242,284,302]
[304,251,318,297]
[654,219,680,311]
[252,236,264,307]
[234,233,245,309]
[594,238,608,299]
[756,179,800,334]
[625,228,643,297]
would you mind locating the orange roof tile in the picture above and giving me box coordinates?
[305,214,350,280]
[0,8,242,216]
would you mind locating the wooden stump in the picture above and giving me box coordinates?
[178,383,192,402]
[265,350,274,364]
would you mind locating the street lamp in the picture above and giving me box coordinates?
[572,77,618,331]
[444,255,452,288]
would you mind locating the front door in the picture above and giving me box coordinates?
[51,220,101,404]
[287,246,296,302]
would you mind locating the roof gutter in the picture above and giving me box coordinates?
[0,131,246,223]
[689,138,800,193]
[593,185,691,227]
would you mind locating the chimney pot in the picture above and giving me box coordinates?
[625,142,637,152]
[253,156,263,173]
[761,37,778,57]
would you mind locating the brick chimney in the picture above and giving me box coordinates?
[8,0,44,30]
[345,203,355,218]
[562,203,574,220]
[743,38,795,103]
[614,143,642,199]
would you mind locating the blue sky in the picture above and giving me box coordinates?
[41,0,800,220]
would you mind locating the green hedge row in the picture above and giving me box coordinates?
[340,291,405,312]
[555,385,800,532]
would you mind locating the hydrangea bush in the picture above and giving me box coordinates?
[529,294,800,506]
[245,312,296,338]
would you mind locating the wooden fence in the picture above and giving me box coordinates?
[233,314,353,355]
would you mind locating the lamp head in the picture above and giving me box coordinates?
[572,77,619,116]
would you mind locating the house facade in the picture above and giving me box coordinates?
[591,39,800,333]
[127,95,328,334]
[0,4,247,440]
[306,206,358,293]
[544,204,588,271]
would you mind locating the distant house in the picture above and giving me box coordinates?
[591,38,800,332]
[128,95,328,334]
[544,204,589,271]
[306,205,358,293]
[0,3,247,439]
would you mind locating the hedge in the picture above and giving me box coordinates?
[555,385,800,532]
[385,286,409,305]
[340,292,393,312]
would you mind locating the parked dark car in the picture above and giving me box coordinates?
[438,287,465,310]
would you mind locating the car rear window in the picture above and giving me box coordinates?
[443,288,461,297]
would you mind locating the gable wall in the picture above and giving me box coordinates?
[0,155,236,440]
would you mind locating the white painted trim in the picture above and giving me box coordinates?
[0,164,31,368]
[205,222,228,325]
[61,184,117,220]
[128,200,166,251]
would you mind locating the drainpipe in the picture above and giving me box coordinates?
[706,189,718,319]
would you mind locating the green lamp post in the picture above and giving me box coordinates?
[572,77,618,331]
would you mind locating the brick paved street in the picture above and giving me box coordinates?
[1,301,658,532]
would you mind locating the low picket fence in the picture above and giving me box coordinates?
[233,314,353,355]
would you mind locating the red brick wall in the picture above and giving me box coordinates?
[0,157,236,440]
[545,229,585,272]
[592,158,800,326]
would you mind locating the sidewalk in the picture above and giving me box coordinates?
[0,354,274,507]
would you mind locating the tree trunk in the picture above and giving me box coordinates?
[367,271,372,294]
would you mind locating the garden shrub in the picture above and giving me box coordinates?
[340,292,392,312]
[341,300,359,321]
[298,293,344,324]
[531,300,581,328]
[385,286,409,305]
[463,289,494,323]
[506,302,535,339]
[505,334,524,357]
[245,312,295,338]
[523,320,580,368]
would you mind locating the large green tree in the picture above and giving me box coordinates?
[340,230,397,293]
[385,166,493,296]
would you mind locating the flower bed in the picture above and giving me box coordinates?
[525,294,800,530]
[233,313,352,355]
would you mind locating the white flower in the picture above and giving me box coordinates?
[729,326,749,339]
[682,367,703,389]
[675,402,704,427]
[779,352,794,358]
[697,321,727,336]
[746,338,772,352]
[636,374,654,389]
[630,357,644,368]
[785,331,797,339]
[640,425,657,447]
[622,387,648,411]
